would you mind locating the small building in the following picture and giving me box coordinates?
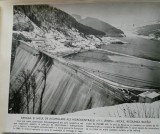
[138,91,150,103]
[138,91,160,103]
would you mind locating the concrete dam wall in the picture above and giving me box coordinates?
[10,40,125,115]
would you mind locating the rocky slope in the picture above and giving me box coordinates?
[13,5,126,56]
[14,5,105,36]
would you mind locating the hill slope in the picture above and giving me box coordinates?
[78,17,124,37]
[136,24,160,40]
[13,5,116,56]
[14,5,105,36]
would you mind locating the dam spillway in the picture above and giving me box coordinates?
[9,40,127,115]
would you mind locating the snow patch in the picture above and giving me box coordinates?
[67,101,160,118]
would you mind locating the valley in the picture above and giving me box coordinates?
[9,4,160,118]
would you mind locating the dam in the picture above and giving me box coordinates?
[9,40,127,115]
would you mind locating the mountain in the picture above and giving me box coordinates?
[13,5,114,56]
[136,24,160,40]
[13,5,126,56]
[14,5,105,36]
[78,17,124,37]
[72,14,82,21]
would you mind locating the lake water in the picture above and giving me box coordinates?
[101,35,160,61]
[64,35,160,89]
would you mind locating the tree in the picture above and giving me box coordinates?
[30,74,37,114]
[38,64,47,114]
[20,70,38,114]
[21,70,31,114]
[9,69,37,114]
[9,85,23,113]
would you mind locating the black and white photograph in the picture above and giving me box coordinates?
[3,132,89,134]
[8,2,160,118]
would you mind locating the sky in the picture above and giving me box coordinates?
[54,2,160,29]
